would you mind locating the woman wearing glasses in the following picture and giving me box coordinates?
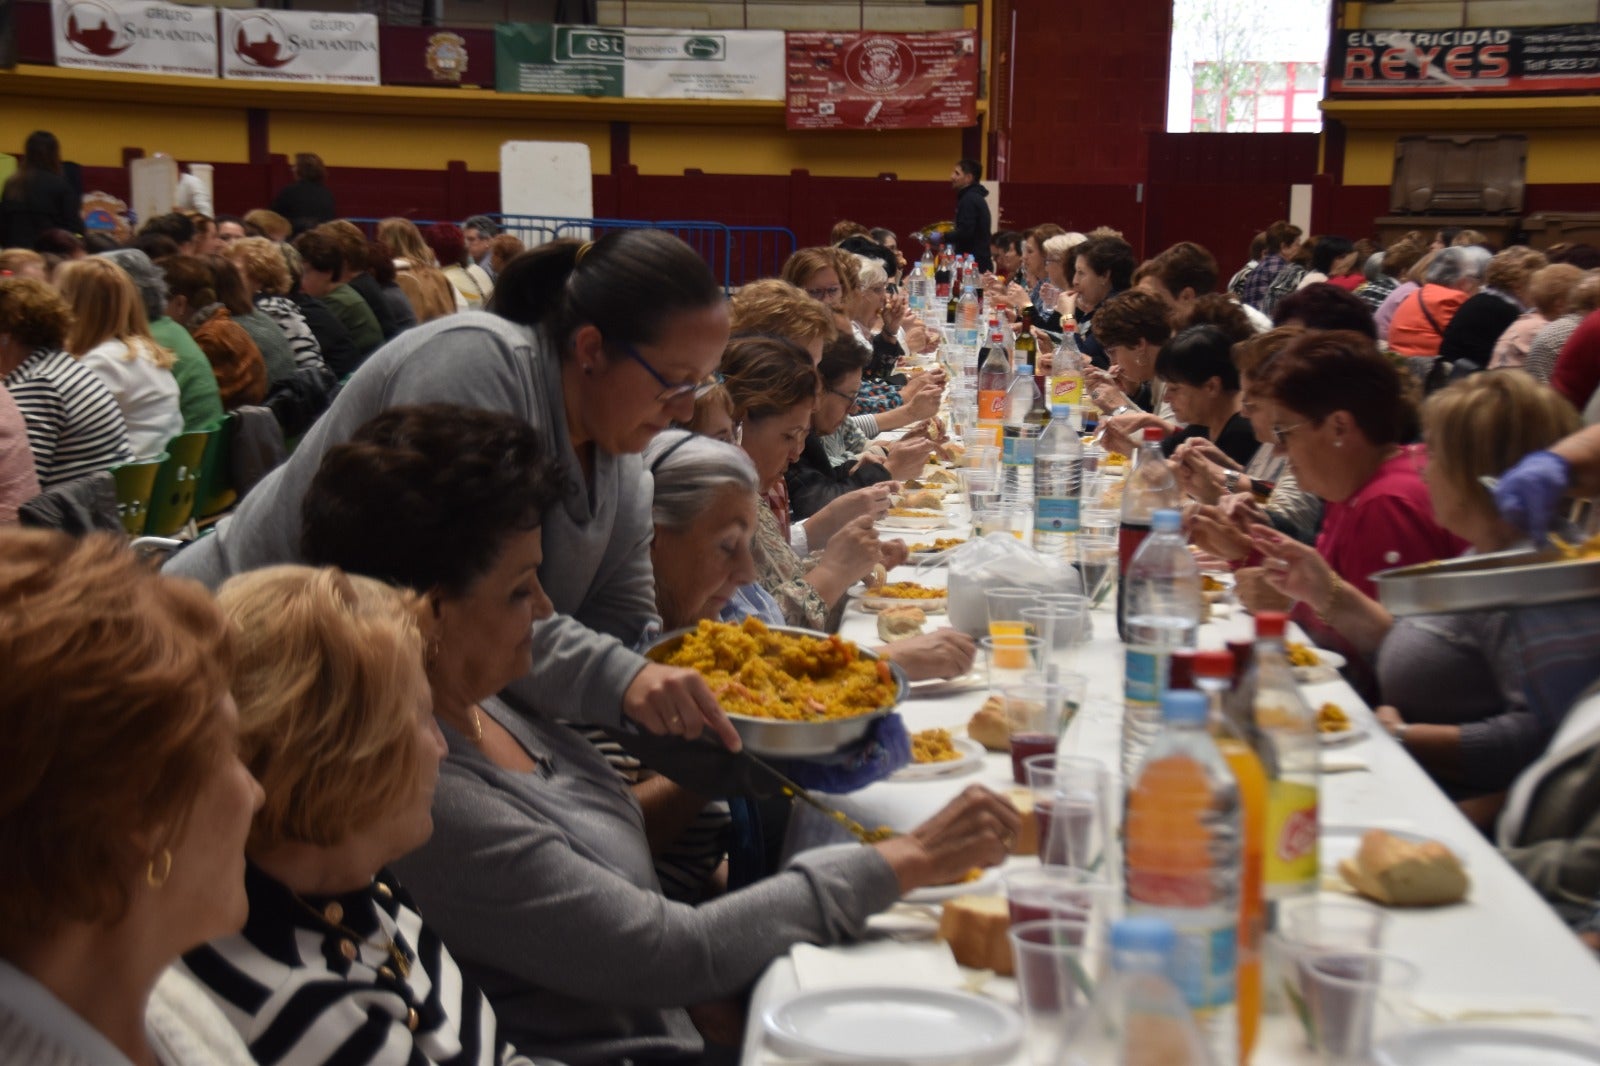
[165,230,743,753]
[1231,330,1466,624]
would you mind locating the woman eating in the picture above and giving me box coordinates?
[165,230,742,751]
[0,530,263,1066]
[1253,371,1600,804]
[292,403,1018,1065]
[1071,233,1137,369]
[1174,326,1322,546]
[721,335,899,630]
[56,256,182,460]
[1150,325,1259,465]
[188,563,542,1065]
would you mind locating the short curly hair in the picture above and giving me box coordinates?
[0,276,73,350]
[1174,293,1256,345]
[301,404,566,599]
[1271,283,1377,339]
[0,531,232,948]
[219,565,429,853]
[1263,330,1414,447]
[1093,289,1173,351]
[719,335,819,422]
[728,278,838,348]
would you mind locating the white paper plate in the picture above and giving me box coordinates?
[764,986,1022,1064]
[879,513,949,531]
[903,866,1001,904]
[1318,715,1368,747]
[1293,647,1348,683]
[908,670,987,697]
[892,736,986,782]
[1375,1026,1600,1065]
[856,593,948,614]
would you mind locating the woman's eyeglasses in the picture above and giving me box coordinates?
[609,336,705,403]
[825,386,857,403]
[1271,421,1307,445]
[805,285,843,301]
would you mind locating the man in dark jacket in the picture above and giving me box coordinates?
[949,158,992,271]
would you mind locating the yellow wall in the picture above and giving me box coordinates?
[1338,116,1600,187]
[0,97,251,167]
[630,123,964,178]
[268,112,613,173]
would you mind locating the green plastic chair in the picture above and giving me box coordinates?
[194,414,238,520]
[146,430,212,537]
[109,453,167,536]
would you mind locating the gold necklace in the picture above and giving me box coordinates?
[291,892,412,979]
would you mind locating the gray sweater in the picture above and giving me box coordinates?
[390,697,901,1065]
[163,312,657,728]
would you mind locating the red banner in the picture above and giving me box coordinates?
[785,30,977,131]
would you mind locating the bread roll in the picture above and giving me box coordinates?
[1006,787,1038,857]
[937,895,1013,975]
[968,696,1010,752]
[1338,829,1469,907]
[877,605,927,641]
[902,489,944,510]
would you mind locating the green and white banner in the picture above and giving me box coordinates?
[495,23,782,100]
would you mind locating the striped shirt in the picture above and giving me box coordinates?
[182,864,537,1066]
[256,294,329,375]
[2,347,132,488]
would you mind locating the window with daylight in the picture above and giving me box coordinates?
[1168,0,1330,133]
[1191,60,1325,133]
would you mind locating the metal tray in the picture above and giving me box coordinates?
[642,623,908,758]
[1373,547,1600,617]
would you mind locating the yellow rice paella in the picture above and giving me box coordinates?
[654,617,897,722]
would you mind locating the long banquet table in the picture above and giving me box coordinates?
[738,501,1600,1064]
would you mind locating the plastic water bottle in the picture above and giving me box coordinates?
[959,281,980,331]
[1002,358,1045,506]
[1118,426,1181,640]
[1033,404,1082,556]
[1062,918,1215,1066]
[1121,508,1202,778]
[1249,612,1320,907]
[1197,650,1266,1064]
[1125,690,1241,1066]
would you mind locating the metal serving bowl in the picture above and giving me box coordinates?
[642,623,909,758]
[1373,547,1600,617]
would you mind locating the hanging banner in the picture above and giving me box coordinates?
[53,0,218,78]
[495,24,623,96]
[785,30,978,130]
[1330,24,1600,94]
[221,9,379,85]
[623,29,783,100]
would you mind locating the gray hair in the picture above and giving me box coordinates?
[1042,232,1088,261]
[645,429,759,530]
[1363,251,1385,282]
[98,248,167,321]
[854,255,888,289]
[1425,245,1491,288]
[461,214,500,237]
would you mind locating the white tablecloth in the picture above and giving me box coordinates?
[739,510,1600,1064]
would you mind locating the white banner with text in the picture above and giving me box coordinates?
[221,8,379,84]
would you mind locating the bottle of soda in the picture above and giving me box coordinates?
[1121,508,1202,778]
[1124,689,1241,1066]
[946,279,962,326]
[1048,320,1085,411]
[1250,612,1320,908]
[934,255,952,301]
[976,317,1011,448]
[1002,348,1047,507]
[1197,650,1266,1065]
[1032,404,1083,557]
[1118,426,1180,639]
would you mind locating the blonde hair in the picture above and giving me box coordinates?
[0,248,46,278]
[217,566,431,853]
[227,236,292,296]
[377,218,435,267]
[1423,371,1580,525]
[728,278,838,346]
[55,258,174,368]
[1484,246,1547,299]
[1528,264,1584,319]
[243,209,290,242]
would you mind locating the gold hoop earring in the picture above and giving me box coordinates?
[146,848,173,888]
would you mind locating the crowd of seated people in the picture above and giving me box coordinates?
[10,159,1600,1066]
